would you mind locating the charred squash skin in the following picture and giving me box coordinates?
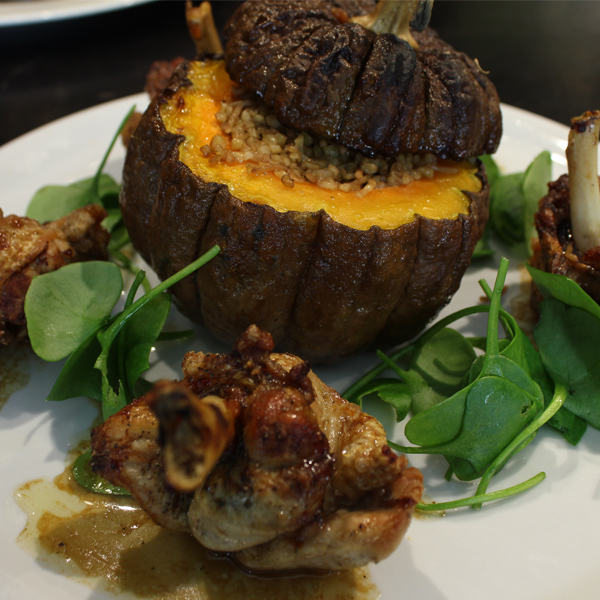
[120,60,489,363]
[223,0,502,160]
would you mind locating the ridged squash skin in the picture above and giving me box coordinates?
[120,61,490,363]
[223,0,502,160]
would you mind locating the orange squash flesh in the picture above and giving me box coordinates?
[160,61,481,231]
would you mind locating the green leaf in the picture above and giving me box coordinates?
[26,182,97,222]
[25,261,123,361]
[527,265,600,320]
[406,360,543,480]
[100,375,128,421]
[46,325,104,402]
[535,300,600,428]
[409,327,477,411]
[351,378,412,421]
[522,151,552,256]
[547,406,587,445]
[405,383,469,447]
[73,450,131,496]
[26,174,121,222]
[95,246,220,419]
[119,293,172,398]
[474,382,568,502]
[489,172,526,245]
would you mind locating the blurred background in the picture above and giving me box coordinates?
[1,0,599,146]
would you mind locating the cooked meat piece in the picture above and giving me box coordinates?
[91,396,193,532]
[144,58,186,100]
[91,325,423,572]
[0,205,109,346]
[531,112,600,309]
[187,373,333,552]
[235,465,423,571]
[531,175,600,308]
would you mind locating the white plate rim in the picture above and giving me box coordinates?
[0,0,155,27]
[2,96,600,600]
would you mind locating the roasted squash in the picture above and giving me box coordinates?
[223,0,502,160]
[120,58,490,362]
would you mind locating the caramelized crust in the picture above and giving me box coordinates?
[90,397,193,532]
[91,326,423,571]
[531,174,600,308]
[0,205,109,346]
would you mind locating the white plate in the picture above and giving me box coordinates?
[1,97,599,600]
[0,0,155,27]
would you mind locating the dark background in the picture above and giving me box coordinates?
[1,0,599,147]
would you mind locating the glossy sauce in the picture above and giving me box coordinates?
[14,452,380,600]
[0,345,31,411]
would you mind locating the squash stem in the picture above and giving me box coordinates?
[350,0,432,49]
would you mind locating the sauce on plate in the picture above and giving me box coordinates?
[0,345,30,411]
[14,449,380,600]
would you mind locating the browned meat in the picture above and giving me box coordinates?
[91,325,423,572]
[90,395,193,532]
[0,205,109,346]
[531,110,600,308]
[531,175,600,307]
[144,58,187,101]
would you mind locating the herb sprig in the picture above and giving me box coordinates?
[345,258,600,511]
[25,246,220,420]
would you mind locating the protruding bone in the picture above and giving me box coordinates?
[185,1,223,55]
[151,382,233,492]
[350,0,434,50]
[567,110,600,253]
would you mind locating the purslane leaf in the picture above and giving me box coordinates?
[119,293,172,398]
[46,325,104,402]
[522,151,552,256]
[535,300,600,428]
[26,174,121,223]
[410,327,476,403]
[351,378,412,421]
[73,449,131,496]
[490,172,526,244]
[527,264,600,320]
[25,261,123,361]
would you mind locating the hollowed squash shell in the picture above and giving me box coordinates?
[120,59,489,363]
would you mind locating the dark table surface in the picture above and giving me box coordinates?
[1,0,599,148]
